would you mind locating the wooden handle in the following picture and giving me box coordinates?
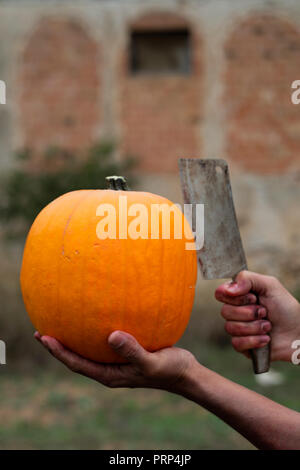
[250,343,270,374]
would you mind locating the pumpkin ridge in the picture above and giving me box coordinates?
[78,192,98,355]
[57,191,92,344]
[120,207,127,341]
[149,230,165,350]
[20,192,67,334]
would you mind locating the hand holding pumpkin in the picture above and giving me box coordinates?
[34,307,300,451]
[34,330,196,392]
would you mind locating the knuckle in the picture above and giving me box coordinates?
[227,322,246,336]
[215,287,223,301]
[233,296,244,306]
[224,322,235,335]
[249,306,258,320]
[253,320,264,334]
[265,275,278,287]
[235,324,245,336]
[125,346,139,361]
[221,305,229,318]
[247,336,259,348]
[237,270,248,282]
[231,337,242,352]
[242,295,251,305]
[248,337,257,349]
[239,306,252,321]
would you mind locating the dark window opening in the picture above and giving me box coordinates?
[130,29,191,75]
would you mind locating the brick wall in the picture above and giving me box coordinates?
[224,14,300,173]
[19,17,100,156]
[12,2,300,176]
[119,12,203,172]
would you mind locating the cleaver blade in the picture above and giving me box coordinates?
[178,158,270,374]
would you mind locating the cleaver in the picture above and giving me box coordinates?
[178,158,270,374]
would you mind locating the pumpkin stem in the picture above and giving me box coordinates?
[106,176,129,191]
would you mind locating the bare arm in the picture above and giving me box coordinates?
[36,329,300,450]
[177,360,300,450]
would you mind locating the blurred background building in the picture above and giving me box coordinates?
[0,0,299,282]
[0,0,300,450]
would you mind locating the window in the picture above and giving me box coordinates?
[130,29,191,75]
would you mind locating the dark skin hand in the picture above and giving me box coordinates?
[35,330,195,391]
[35,272,300,450]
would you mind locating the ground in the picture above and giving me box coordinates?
[0,342,299,450]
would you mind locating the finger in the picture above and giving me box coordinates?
[108,331,153,368]
[221,304,267,321]
[225,320,272,337]
[216,271,277,299]
[216,277,251,299]
[34,331,42,343]
[231,335,271,352]
[215,290,257,306]
[38,335,115,384]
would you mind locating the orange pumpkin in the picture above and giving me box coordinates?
[20,177,197,362]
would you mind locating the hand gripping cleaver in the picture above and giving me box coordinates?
[178,158,270,374]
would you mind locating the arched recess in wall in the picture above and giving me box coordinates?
[224,14,300,174]
[119,11,203,172]
[19,17,100,155]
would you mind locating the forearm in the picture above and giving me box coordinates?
[176,361,300,449]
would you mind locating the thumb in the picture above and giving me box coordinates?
[108,331,151,365]
[224,270,270,296]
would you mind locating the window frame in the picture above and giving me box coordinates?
[129,28,192,77]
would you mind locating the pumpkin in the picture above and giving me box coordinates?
[20,177,197,362]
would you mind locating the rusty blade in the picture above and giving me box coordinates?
[179,158,247,279]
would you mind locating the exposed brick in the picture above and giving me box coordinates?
[224,14,300,174]
[130,11,190,31]
[19,17,100,157]
[120,12,202,173]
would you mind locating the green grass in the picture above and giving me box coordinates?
[0,341,299,450]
